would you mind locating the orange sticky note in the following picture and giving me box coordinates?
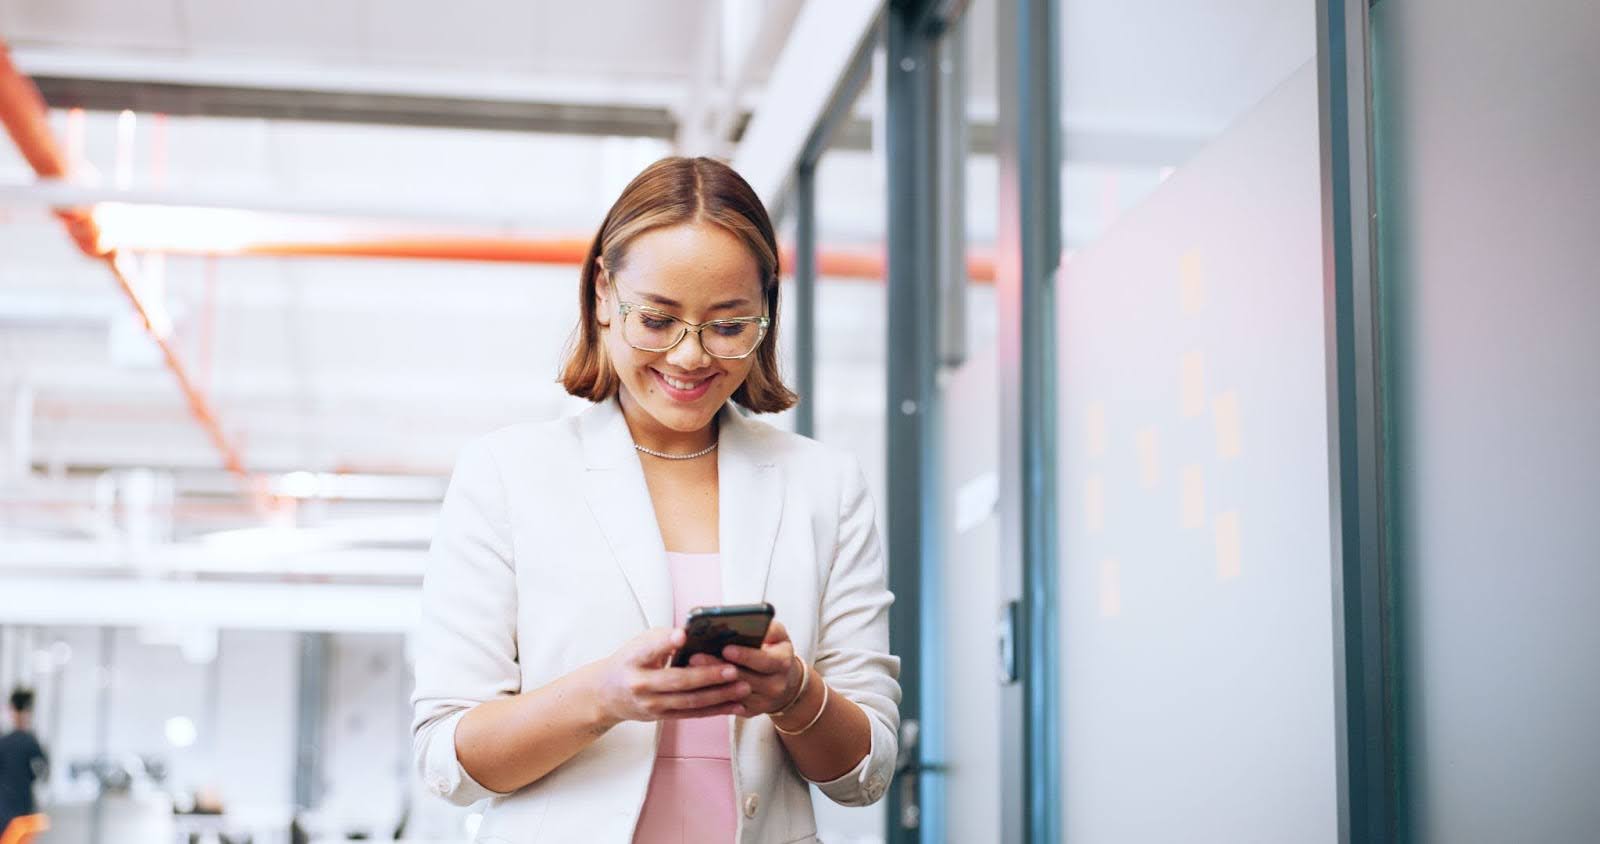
[1213,391,1243,460]
[1181,465,1205,529]
[1136,427,1161,488]
[1216,510,1242,579]
[1085,474,1106,533]
[1181,352,1205,418]
[1086,401,1108,457]
[1180,251,1205,314]
[1099,558,1121,618]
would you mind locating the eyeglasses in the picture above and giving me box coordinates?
[612,289,770,361]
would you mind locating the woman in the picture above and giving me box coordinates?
[411,157,901,843]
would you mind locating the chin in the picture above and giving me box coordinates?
[662,395,726,426]
[629,382,725,431]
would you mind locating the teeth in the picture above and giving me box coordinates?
[661,373,704,391]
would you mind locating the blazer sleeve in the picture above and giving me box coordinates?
[807,454,903,807]
[411,438,521,806]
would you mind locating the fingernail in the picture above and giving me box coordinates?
[723,667,737,680]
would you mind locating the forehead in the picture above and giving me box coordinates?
[617,223,764,307]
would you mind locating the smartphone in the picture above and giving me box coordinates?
[670,602,775,668]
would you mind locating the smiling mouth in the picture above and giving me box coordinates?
[660,372,707,391]
[652,368,717,399]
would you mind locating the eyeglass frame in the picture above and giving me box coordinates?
[608,281,772,361]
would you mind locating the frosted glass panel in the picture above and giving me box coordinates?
[1056,62,1337,841]
[1373,1,1600,840]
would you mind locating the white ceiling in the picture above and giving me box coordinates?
[0,0,728,81]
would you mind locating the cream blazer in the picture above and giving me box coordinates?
[411,398,902,843]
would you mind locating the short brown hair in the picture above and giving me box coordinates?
[559,156,797,413]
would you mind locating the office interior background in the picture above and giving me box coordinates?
[0,0,1595,842]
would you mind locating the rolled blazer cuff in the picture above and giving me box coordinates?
[416,708,514,807]
[805,712,896,807]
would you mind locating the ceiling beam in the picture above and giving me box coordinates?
[704,0,805,156]
[733,0,884,208]
[29,75,679,138]
[673,0,725,155]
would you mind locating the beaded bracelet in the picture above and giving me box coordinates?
[773,680,829,736]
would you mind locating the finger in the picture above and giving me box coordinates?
[653,681,751,713]
[631,628,685,666]
[721,643,789,675]
[687,653,729,668]
[641,664,740,693]
[763,619,790,645]
[730,666,790,697]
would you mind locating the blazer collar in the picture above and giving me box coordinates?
[577,398,783,630]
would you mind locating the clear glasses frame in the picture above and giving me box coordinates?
[614,298,771,360]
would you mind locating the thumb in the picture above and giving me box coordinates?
[763,619,790,646]
[630,627,685,666]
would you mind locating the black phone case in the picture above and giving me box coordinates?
[670,603,775,667]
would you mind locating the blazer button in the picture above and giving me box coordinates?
[742,792,760,819]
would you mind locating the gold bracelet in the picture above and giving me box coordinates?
[773,681,829,736]
[773,657,810,718]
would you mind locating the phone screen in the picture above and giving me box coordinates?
[670,602,774,667]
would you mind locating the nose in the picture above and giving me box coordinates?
[666,326,713,370]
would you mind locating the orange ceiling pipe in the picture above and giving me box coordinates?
[155,236,997,283]
[0,44,97,254]
[0,41,275,510]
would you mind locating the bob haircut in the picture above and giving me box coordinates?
[559,156,797,413]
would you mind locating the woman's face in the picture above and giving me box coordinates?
[598,222,766,437]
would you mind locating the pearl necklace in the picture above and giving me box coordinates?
[633,440,719,460]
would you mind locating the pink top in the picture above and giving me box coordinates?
[631,551,737,843]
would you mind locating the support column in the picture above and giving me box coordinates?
[885,1,941,840]
[294,632,330,812]
[793,161,817,438]
[995,0,1063,841]
[1316,0,1395,840]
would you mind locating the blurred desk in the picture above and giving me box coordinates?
[37,796,174,844]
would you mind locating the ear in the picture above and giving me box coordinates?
[593,262,612,326]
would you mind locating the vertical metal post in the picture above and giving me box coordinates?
[885,1,942,840]
[204,634,223,782]
[48,644,63,766]
[90,626,116,844]
[294,632,330,811]
[789,24,874,441]
[793,161,817,439]
[995,0,1063,841]
[1316,0,1396,842]
[934,15,969,369]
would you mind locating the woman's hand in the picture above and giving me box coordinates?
[591,627,751,728]
[690,619,805,717]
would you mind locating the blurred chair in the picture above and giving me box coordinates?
[0,814,49,844]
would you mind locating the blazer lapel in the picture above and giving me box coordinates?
[716,405,783,609]
[578,398,672,631]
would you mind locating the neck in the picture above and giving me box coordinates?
[616,391,717,456]
[11,715,29,731]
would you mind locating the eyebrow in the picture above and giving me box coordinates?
[637,291,755,312]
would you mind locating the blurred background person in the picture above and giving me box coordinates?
[0,688,49,837]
